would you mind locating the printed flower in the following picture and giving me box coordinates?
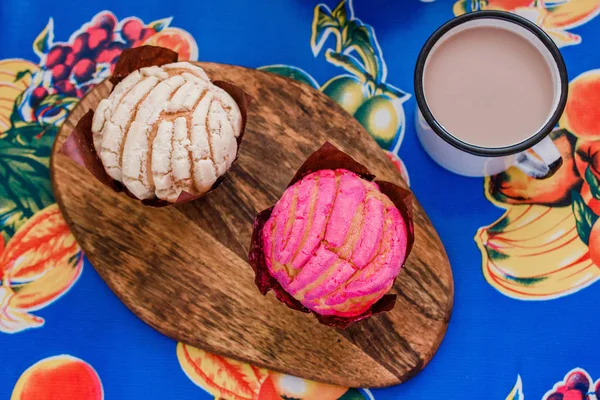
[12,12,199,128]
[453,0,600,47]
[176,342,367,399]
[11,355,103,400]
[476,204,599,300]
[0,204,82,333]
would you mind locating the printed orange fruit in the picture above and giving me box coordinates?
[257,376,282,400]
[485,130,582,207]
[560,70,600,140]
[574,139,600,180]
[269,372,348,400]
[11,355,103,400]
[590,220,600,267]
[485,0,533,11]
[142,27,198,61]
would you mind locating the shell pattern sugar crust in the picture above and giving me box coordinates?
[262,169,408,318]
[91,62,242,202]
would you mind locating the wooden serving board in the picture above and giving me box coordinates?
[50,62,453,388]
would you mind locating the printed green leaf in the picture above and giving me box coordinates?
[572,190,598,245]
[33,18,54,57]
[325,50,368,81]
[486,248,510,262]
[0,138,54,241]
[342,20,382,81]
[311,4,341,56]
[473,0,486,12]
[505,375,524,400]
[14,69,32,83]
[149,17,172,32]
[337,388,369,400]
[453,1,470,14]
[5,123,56,147]
[585,166,600,200]
[331,0,349,27]
[257,65,320,89]
[9,91,26,127]
[487,213,511,233]
[505,275,547,286]
[378,82,411,102]
[39,93,79,109]
[454,0,486,13]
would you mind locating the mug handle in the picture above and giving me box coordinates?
[514,137,563,179]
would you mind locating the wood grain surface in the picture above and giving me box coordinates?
[50,62,454,388]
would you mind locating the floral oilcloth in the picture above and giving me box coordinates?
[1,0,600,399]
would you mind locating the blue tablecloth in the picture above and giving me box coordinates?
[1,0,600,399]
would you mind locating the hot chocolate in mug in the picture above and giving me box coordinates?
[414,11,568,178]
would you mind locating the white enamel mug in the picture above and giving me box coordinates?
[414,11,568,178]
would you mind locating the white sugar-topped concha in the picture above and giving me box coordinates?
[91,62,242,202]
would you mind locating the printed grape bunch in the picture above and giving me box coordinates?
[19,12,197,128]
[544,370,600,400]
[43,13,123,99]
[0,11,199,333]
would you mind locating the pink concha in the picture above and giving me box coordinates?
[262,169,409,317]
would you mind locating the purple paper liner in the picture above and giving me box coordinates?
[248,142,415,329]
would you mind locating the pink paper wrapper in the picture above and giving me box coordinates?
[248,142,415,329]
[59,45,252,207]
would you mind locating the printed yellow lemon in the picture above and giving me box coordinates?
[321,75,368,115]
[354,94,400,149]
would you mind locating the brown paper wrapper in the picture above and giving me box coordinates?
[110,45,178,85]
[249,142,415,329]
[59,46,252,207]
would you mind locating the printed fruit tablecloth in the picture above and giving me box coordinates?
[1,0,600,399]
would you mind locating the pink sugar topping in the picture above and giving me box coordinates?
[261,169,408,317]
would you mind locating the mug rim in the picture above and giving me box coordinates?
[414,10,569,158]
